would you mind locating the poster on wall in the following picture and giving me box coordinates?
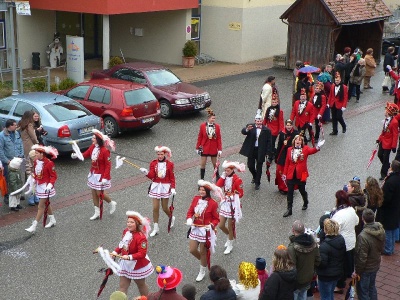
[66,35,84,83]
[15,1,31,16]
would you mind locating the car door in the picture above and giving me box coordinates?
[84,86,112,117]
[0,98,17,128]
[65,85,91,104]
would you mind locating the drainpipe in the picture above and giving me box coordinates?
[103,14,110,70]
[9,3,18,94]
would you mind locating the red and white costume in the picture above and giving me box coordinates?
[283,146,319,182]
[33,157,57,198]
[196,122,222,156]
[83,144,111,190]
[328,84,348,109]
[290,100,313,130]
[216,173,244,220]
[310,91,327,120]
[114,228,154,280]
[186,195,219,243]
[378,116,399,150]
[147,159,175,198]
[264,107,284,137]
[389,70,400,103]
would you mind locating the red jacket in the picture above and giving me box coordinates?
[216,173,244,198]
[328,84,348,109]
[283,146,319,181]
[186,195,219,228]
[196,122,222,155]
[389,70,400,101]
[378,117,399,150]
[146,159,176,188]
[83,144,111,180]
[33,157,57,185]
[310,92,327,120]
[264,109,284,136]
[114,229,150,269]
[290,101,314,128]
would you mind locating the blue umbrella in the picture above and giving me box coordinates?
[298,65,320,73]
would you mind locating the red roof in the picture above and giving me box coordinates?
[281,0,392,25]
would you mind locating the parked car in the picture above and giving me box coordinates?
[58,78,161,137]
[91,62,211,118]
[0,92,103,153]
[382,36,400,55]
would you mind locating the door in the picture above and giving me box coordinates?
[85,86,112,117]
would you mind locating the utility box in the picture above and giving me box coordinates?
[32,52,40,70]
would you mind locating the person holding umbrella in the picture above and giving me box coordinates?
[186,180,221,282]
[216,160,245,255]
[25,145,58,233]
[139,146,176,237]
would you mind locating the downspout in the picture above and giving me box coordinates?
[281,19,289,68]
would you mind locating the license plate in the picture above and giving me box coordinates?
[78,126,95,135]
[142,117,154,123]
[194,103,205,109]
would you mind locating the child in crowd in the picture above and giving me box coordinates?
[8,157,24,211]
[256,257,269,297]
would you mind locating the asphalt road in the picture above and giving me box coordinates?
[0,67,393,299]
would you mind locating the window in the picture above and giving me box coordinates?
[113,69,147,84]
[88,87,110,104]
[124,87,156,106]
[66,85,90,100]
[44,101,91,122]
[13,102,36,118]
[0,98,16,115]
[0,21,5,49]
[145,69,180,86]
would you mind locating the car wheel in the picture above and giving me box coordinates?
[159,100,173,118]
[103,116,119,138]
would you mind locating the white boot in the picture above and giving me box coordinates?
[45,215,56,228]
[90,206,100,220]
[150,223,159,237]
[25,220,38,233]
[196,265,207,282]
[224,238,229,247]
[224,240,233,255]
[170,216,175,228]
[109,201,117,214]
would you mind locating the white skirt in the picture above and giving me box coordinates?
[148,182,171,198]
[220,195,242,222]
[36,183,56,198]
[117,255,154,280]
[87,172,111,190]
[220,198,234,218]
[189,226,207,243]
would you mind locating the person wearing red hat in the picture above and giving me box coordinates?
[146,265,185,300]
[25,145,58,233]
[289,88,314,144]
[377,102,399,180]
[72,129,117,220]
[282,135,324,217]
[275,120,298,195]
[186,180,221,282]
[139,146,176,237]
[112,211,154,297]
[216,160,245,255]
[196,108,222,180]
[263,92,284,161]
[310,81,327,141]
[328,73,348,135]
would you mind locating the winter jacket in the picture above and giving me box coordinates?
[376,171,400,230]
[231,279,260,300]
[364,54,376,77]
[349,64,366,85]
[354,222,385,274]
[200,284,237,300]
[287,234,321,289]
[259,269,297,300]
[7,167,23,194]
[383,52,395,72]
[348,192,367,236]
[0,129,24,164]
[20,123,39,159]
[331,206,359,250]
[316,234,346,282]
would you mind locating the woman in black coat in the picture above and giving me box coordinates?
[316,219,346,300]
[259,245,297,300]
[200,265,236,300]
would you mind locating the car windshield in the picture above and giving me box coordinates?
[44,101,91,122]
[145,69,181,86]
[125,88,157,106]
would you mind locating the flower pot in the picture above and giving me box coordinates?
[182,56,195,68]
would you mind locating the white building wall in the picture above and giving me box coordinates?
[17,9,56,69]
[201,0,293,63]
[110,10,191,65]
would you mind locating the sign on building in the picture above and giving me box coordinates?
[66,35,84,83]
[15,1,31,16]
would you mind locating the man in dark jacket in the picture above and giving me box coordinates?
[376,159,400,255]
[288,220,321,300]
[383,47,395,93]
[239,112,272,190]
[353,209,385,300]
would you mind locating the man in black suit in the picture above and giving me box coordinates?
[239,112,272,190]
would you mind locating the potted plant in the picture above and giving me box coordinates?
[182,40,198,68]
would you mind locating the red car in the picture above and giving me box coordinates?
[59,78,161,137]
[91,62,211,118]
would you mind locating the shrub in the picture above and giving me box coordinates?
[31,78,47,92]
[50,83,59,92]
[108,56,124,68]
[182,40,198,57]
[58,78,77,90]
